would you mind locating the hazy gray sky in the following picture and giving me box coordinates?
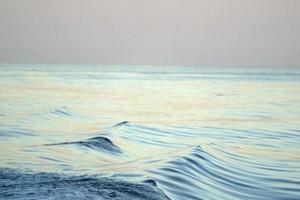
[0,0,299,67]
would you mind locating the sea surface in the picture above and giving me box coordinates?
[0,64,300,200]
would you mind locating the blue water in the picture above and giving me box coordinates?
[0,65,300,200]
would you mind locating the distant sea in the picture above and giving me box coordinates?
[1,64,300,200]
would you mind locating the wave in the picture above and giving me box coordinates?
[0,168,170,200]
[111,123,300,200]
[0,128,36,137]
[150,145,300,200]
[45,136,123,155]
[113,121,130,127]
[1,122,300,200]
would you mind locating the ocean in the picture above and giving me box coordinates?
[0,65,300,200]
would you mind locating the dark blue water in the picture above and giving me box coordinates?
[1,65,300,199]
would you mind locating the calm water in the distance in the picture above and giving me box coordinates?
[0,65,300,200]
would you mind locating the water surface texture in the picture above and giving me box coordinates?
[1,65,300,200]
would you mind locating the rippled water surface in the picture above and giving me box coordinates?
[1,65,300,200]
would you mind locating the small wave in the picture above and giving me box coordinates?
[28,106,87,120]
[45,136,123,155]
[0,168,170,200]
[50,108,71,117]
[0,128,36,137]
[113,121,130,127]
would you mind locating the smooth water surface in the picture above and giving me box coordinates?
[0,65,300,199]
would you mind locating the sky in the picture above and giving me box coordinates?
[0,0,299,67]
